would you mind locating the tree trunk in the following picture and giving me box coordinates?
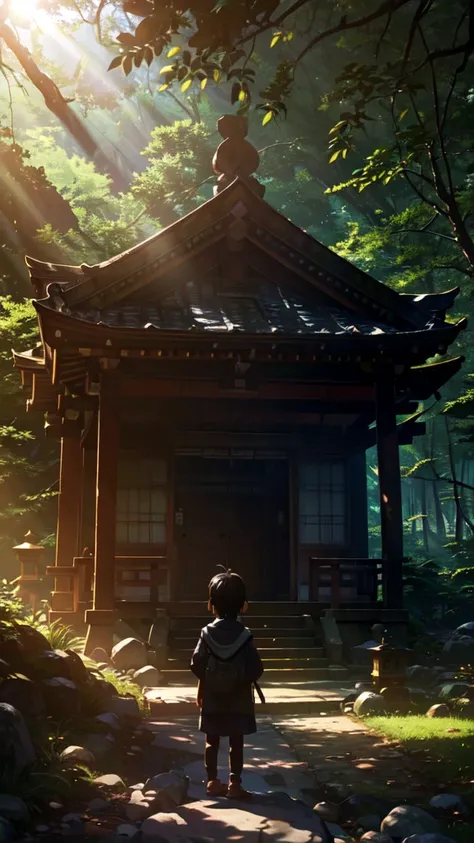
[0,22,127,190]
[421,480,429,551]
[432,479,446,542]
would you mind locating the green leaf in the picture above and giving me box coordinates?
[181,78,193,92]
[238,88,247,102]
[262,111,273,126]
[160,65,175,75]
[167,46,181,58]
[213,68,222,83]
[399,108,409,121]
[200,77,208,90]
[270,32,282,48]
[329,150,341,163]
[158,83,169,92]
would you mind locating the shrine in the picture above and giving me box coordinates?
[13,116,465,654]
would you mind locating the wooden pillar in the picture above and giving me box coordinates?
[375,375,404,609]
[85,376,119,655]
[49,426,83,618]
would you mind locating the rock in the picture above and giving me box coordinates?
[452,697,474,718]
[406,665,436,688]
[0,795,29,822]
[0,704,35,775]
[111,638,147,671]
[358,814,382,832]
[429,793,468,814]
[341,795,393,822]
[60,745,95,768]
[115,824,140,840]
[141,812,187,842]
[360,834,394,843]
[41,677,80,716]
[16,625,52,655]
[133,665,162,688]
[381,806,439,838]
[426,704,450,718]
[313,801,339,823]
[454,622,474,638]
[0,676,44,717]
[144,772,189,806]
[95,712,121,731]
[94,774,126,791]
[63,649,91,686]
[126,790,154,822]
[61,812,83,833]
[87,798,111,813]
[438,682,471,700]
[353,691,386,716]
[441,637,474,665]
[0,818,13,843]
[402,836,456,843]
[83,733,115,759]
[109,695,141,722]
[34,649,74,679]
[90,648,110,665]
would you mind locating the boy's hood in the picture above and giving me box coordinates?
[201,619,252,660]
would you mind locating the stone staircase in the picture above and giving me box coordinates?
[162,603,330,685]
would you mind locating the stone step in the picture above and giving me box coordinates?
[162,666,329,683]
[171,646,325,660]
[164,601,322,618]
[171,615,314,632]
[168,656,328,670]
[172,636,321,652]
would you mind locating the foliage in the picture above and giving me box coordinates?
[31,618,86,653]
[0,579,26,624]
[100,666,145,709]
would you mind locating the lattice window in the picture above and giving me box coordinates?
[299,460,346,545]
[116,455,167,544]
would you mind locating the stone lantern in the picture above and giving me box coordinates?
[371,639,412,694]
[12,530,46,612]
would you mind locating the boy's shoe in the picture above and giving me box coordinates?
[206,779,228,797]
[227,779,252,799]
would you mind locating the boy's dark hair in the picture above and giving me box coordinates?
[208,568,246,617]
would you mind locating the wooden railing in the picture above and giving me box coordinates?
[309,557,383,608]
[46,555,169,613]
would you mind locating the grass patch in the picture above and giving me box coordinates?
[366,715,474,784]
[100,667,146,711]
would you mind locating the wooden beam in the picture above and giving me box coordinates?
[85,374,119,655]
[375,375,404,609]
[50,426,83,613]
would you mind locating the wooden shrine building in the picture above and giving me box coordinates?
[14,116,465,653]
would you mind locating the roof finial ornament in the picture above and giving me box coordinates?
[213,115,265,198]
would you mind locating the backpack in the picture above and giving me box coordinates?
[202,627,252,696]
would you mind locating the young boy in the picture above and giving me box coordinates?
[190,568,263,798]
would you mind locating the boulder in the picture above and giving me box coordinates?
[0,676,44,717]
[0,795,29,823]
[353,691,386,716]
[438,682,471,700]
[340,795,393,822]
[60,745,95,768]
[87,798,111,813]
[0,818,14,843]
[141,812,188,842]
[90,648,110,665]
[83,733,115,759]
[0,703,35,775]
[41,677,80,716]
[452,697,474,718]
[381,806,439,838]
[94,774,126,791]
[0,638,24,672]
[144,772,189,806]
[358,814,382,831]
[401,835,456,843]
[64,649,91,685]
[406,665,436,688]
[429,793,468,814]
[111,638,147,671]
[426,704,450,718]
[115,824,140,840]
[454,622,474,638]
[95,712,121,731]
[441,637,474,665]
[133,665,162,688]
[360,834,394,843]
[15,625,52,655]
[109,695,141,722]
[126,789,155,822]
[313,801,339,823]
[34,649,74,679]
